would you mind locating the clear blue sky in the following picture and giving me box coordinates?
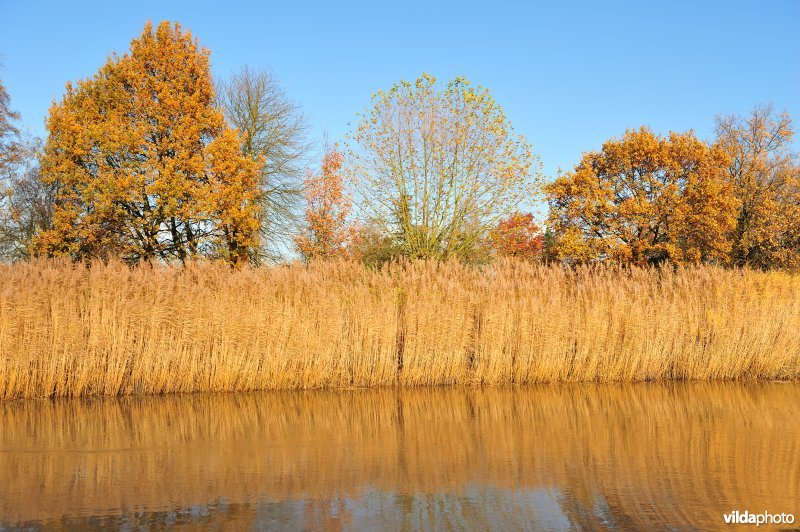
[1,0,798,178]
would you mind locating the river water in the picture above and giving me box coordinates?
[1,382,798,530]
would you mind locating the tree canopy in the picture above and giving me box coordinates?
[2,20,798,272]
[217,66,309,263]
[715,105,800,270]
[489,212,544,260]
[348,74,542,261]
[295,147,351,262]
[34,21,261,265]
[547,127,738,265]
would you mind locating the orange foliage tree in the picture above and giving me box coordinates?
[295,147,351,261]
[489,212,544,260]
[34,21,260,265]
[715,105,800,269]
[547,127,738,266]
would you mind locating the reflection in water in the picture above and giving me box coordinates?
[1,383,799,530]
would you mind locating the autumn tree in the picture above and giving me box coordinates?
[295,147,351,262]
[0,138,56,261]
[217,66,310,263]
[547,127,737,266]
[346,221,400,266]
[489,211,544,260]
[714,105,800,269]
[0,75,21,181]
[0,75,23,259]
[348,74,542,261]
[0,76,51,261]
[34,21,261,265]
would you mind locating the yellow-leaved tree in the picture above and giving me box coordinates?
[348,74,542,262]
[34,21,261,265]
[547,127,738,266]
[715,105,800,270]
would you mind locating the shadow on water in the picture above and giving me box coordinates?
[1,382,799,530]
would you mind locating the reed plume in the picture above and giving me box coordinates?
[1,259,799,399]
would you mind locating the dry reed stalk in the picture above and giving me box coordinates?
[1,259,799,398]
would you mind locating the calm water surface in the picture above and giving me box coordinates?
[1,383,798,530]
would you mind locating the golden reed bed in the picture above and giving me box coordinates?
[1,259,799,399]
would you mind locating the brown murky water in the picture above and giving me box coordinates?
[1,383,798,530]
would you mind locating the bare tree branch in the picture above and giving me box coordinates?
[217,66,311,263]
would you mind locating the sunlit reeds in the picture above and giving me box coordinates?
[1,259,799,398]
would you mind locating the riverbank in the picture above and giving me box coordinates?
[2,260,799,399]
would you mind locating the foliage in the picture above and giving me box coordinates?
[547,127,738,266]
[347,221,401,267]
[5,25,800,274]
[489,212,544,260]
[295,147,351,261]
[348,74,542,261]
[217,66,310,263]
[715,105,800,270]
[0,76,21,177]
[33,21,261,266]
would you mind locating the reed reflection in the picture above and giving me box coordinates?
[1,382,798,530]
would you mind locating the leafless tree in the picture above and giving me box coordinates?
[0,76,20,170]
[217,66,310,263]
[0,75,21,200]
[2,77,51,260]
[0,138,56,261]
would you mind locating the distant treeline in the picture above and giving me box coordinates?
[0,21,797,269]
